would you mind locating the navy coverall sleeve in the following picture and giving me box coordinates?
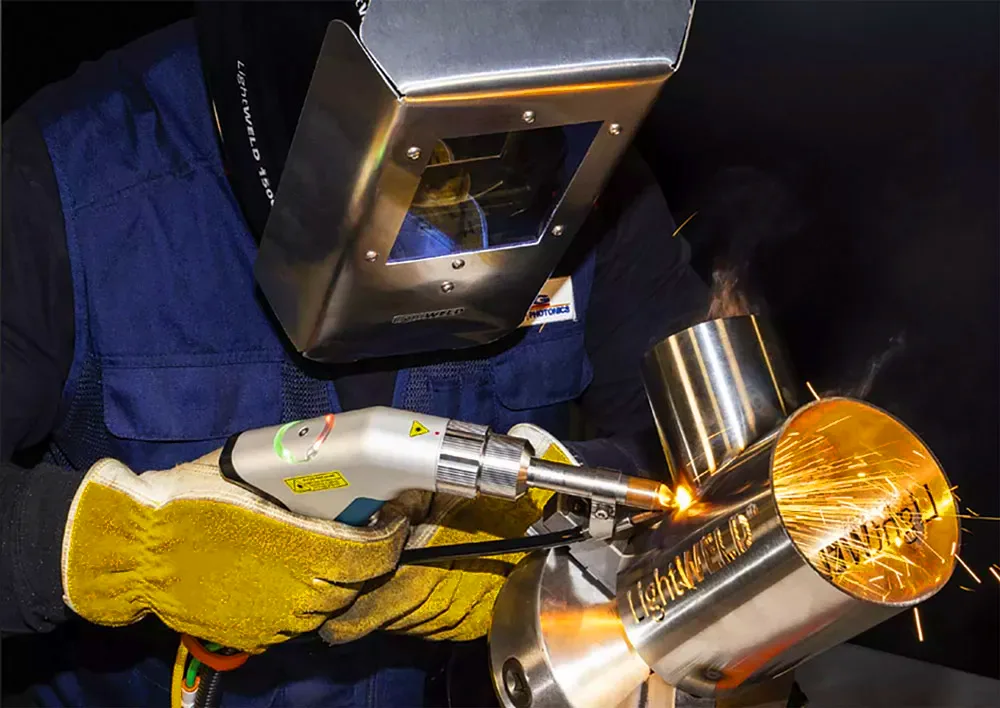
[1,111,81,633]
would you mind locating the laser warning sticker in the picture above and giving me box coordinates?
[409,420,430,437]
[284,471,350,494]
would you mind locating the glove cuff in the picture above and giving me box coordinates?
[62,459,155,625]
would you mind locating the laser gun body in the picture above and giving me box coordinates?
[221,407,451,525]
[220,406,672,527]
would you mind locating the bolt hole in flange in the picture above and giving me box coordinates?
[502,657,532,708]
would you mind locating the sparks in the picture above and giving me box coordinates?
[771,401,958,606]
[989,566,1000,584]
[671,210,699,238]
[913,607,924,642]
[816,415,851,432]
[805,381,820,401]
[955,555,981,584]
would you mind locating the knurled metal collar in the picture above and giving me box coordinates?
[479,433,531,500]
[436,420,489,497]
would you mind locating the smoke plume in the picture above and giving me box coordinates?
[850,333,907,399]
[706,267,753,319]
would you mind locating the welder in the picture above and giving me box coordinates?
[1,2,706,706]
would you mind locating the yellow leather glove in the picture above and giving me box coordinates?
[61,450,417,653]
[320,423,580,644]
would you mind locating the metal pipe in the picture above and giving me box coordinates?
[642,315,798,497]
[616,397,959,697]
[490,550,673,708]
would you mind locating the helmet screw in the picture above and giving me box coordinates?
[522,110,536,124]
[609,123,622,135]
[451,259,466,270]
[364,250,378,262]
[441,281,455,293]
[551,224,565,237]
[406,146,422,160]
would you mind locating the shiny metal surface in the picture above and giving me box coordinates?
[530,484,639,594]
[527,460,672,511]
[616,398,959,697]
[362,0,693,96]
[490,550,672,708]
[257,2,694,362]
[226,407,451,521]
[642,315,798,495]
[436,420,489,497]
[480,433,532,499]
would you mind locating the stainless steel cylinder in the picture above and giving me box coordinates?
[490,550,675,708]
[616,397,959,697]
[642,315,798,496]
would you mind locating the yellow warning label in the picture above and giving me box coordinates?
[284,470,350,494]
[541,443,574,465]
[409,420,430,437]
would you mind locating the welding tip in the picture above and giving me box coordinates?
[625,476,678,511]
[525,458,679,512]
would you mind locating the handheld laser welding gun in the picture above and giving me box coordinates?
[219,406,672,527]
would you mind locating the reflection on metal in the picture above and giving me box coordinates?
[490,550,674,708]
[617,398,959,697]
[642,315,798,495]
[257,1,695,362]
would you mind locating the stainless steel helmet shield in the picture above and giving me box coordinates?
[256,0,694,363]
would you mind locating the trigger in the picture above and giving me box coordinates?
[335,498,385,526]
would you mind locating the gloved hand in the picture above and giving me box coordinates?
[61,450,417,653]
[320,423,580,644]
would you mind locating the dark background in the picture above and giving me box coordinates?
[3,0,998,681]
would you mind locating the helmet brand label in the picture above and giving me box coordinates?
[391,307,466,325]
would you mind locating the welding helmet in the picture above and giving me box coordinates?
[198,0,693,363]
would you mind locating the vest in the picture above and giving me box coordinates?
[37,21,595,477]
[29,20,595,708]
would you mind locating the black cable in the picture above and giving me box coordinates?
[184,529,586,708]
[399,527,586,565]
[194,667,223,708]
